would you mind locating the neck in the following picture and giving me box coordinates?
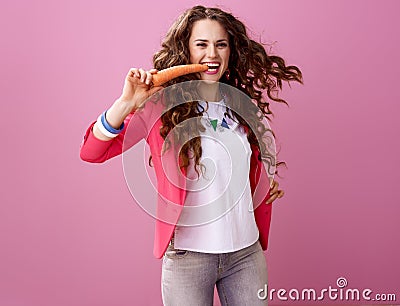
[197,81,222,102]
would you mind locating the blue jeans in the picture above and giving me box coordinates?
[161,239,268,306]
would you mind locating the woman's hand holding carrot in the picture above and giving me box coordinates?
[93,68,163,141]
[118,68,164,113]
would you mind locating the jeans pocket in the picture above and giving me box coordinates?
[165,246,189,259]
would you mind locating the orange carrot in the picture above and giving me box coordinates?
[152,64,209,86]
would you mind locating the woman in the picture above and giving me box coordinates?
[80,5,302,305]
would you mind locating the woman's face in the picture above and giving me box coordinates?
[189,19,230,82]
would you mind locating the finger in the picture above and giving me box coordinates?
[265,189,284,204]
[265,193,278,204]
[145,71,152,85]
[128,68,139,79]
[149,68,158,74]
[139,68,146,83]
[269,180,279,194]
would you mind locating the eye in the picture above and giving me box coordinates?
[217,42,228,48]
[196,43,207,47]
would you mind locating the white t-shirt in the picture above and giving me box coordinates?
[173,99,259,253]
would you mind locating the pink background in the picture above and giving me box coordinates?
[1,0,399,305]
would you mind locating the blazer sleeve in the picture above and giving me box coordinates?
[79,112,148,163]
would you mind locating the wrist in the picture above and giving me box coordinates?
[95,111,124,139]
[113,98,134,117]
[105,99,132,128]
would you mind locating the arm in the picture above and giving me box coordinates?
[79,68,163,163]
[79,112,138,163]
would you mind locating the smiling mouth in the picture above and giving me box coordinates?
[202,62,221,74]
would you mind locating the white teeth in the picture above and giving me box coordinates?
[203,62,220,68]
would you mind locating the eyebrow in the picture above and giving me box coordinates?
[193,39,228,43]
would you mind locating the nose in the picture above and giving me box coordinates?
[207,44,218,58]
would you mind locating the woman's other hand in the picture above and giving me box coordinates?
[265,179,284,204]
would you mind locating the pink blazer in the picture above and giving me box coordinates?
[80,99,273,259]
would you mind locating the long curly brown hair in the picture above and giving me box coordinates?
[151,5,303,176]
